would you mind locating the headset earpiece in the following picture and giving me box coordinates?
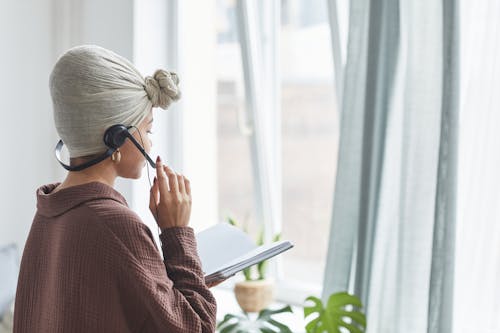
[103,125,130,149]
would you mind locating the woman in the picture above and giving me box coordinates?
[13,45,217,332]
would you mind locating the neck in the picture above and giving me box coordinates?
[61,161,117,189]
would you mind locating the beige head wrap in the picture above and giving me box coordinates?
[50,45,181,158]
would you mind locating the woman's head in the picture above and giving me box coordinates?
[49,45,181,178]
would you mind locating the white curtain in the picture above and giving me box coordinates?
[454,1,500,332]
[322,0,459,332]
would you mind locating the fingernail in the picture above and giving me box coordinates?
[156,156,160,163]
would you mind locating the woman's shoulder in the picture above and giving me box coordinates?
[86,192,156,247]
[85,194,138,221]
[85,198,146,232]
[84,198,157,254]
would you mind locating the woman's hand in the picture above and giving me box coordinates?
[149,156,192,230]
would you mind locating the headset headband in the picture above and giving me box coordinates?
[55,125,156,171]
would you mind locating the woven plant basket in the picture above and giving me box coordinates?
[233,279,275,313]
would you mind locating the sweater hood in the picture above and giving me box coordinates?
[36,181,128,217]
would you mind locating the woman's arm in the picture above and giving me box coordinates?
[102,218,217,333]
[159,227,217,331]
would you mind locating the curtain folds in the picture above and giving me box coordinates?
[322,1,459,332]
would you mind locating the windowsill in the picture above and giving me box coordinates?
[212,282,307,333]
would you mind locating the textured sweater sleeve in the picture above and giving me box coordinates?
[159,227,217,330]
[101,216,217,333]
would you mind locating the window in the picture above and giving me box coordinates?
[280,0,338,290]
[133,0,346,303]
[216,0,258,233]
[216,0,343,302]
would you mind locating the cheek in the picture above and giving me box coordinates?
[138,130,151,146]
[141,133,152,151]
[120,142,141,161]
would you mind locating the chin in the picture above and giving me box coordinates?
[123,169,143,180]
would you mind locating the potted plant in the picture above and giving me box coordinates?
[217,291,366,333]
[227,217,281,313]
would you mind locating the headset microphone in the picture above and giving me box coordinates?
[55,124,156,171]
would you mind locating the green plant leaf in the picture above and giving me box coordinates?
[267,319,293,333]
[227,216,238,227]
[258,305,293,320]
[217,313,245,328]
[218,306,292,333]
[303,293,366,333]
[327,292,363,309]
[255,231,281,280]
[243,266,253,281]
[305,316,321,333]
[218,322,240,333]
[257,259,267,280]
[257,226,265,246]
[259,328,278,333]
[325,293,366,330]
[338,322,364,333]
[336,310,366,327]
[304,296,324,317]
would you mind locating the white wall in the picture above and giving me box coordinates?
[0,0,56,249]
[0,0,135,251]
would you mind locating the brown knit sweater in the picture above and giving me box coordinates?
[13,182,217,332]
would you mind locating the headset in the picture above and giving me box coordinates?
[55,124,156,171]
[55,123,163,237]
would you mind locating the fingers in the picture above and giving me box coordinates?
[175,173,191,198]
[149,177,159,219]
[155,155,189,196]
[155,157,169,197]
[185,178,191,196]
[149,177,159,203]
[177,174,186,194]
[164,165,179,193]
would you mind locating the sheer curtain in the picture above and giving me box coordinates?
[454,1,500,332]
[322,0,459,332]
